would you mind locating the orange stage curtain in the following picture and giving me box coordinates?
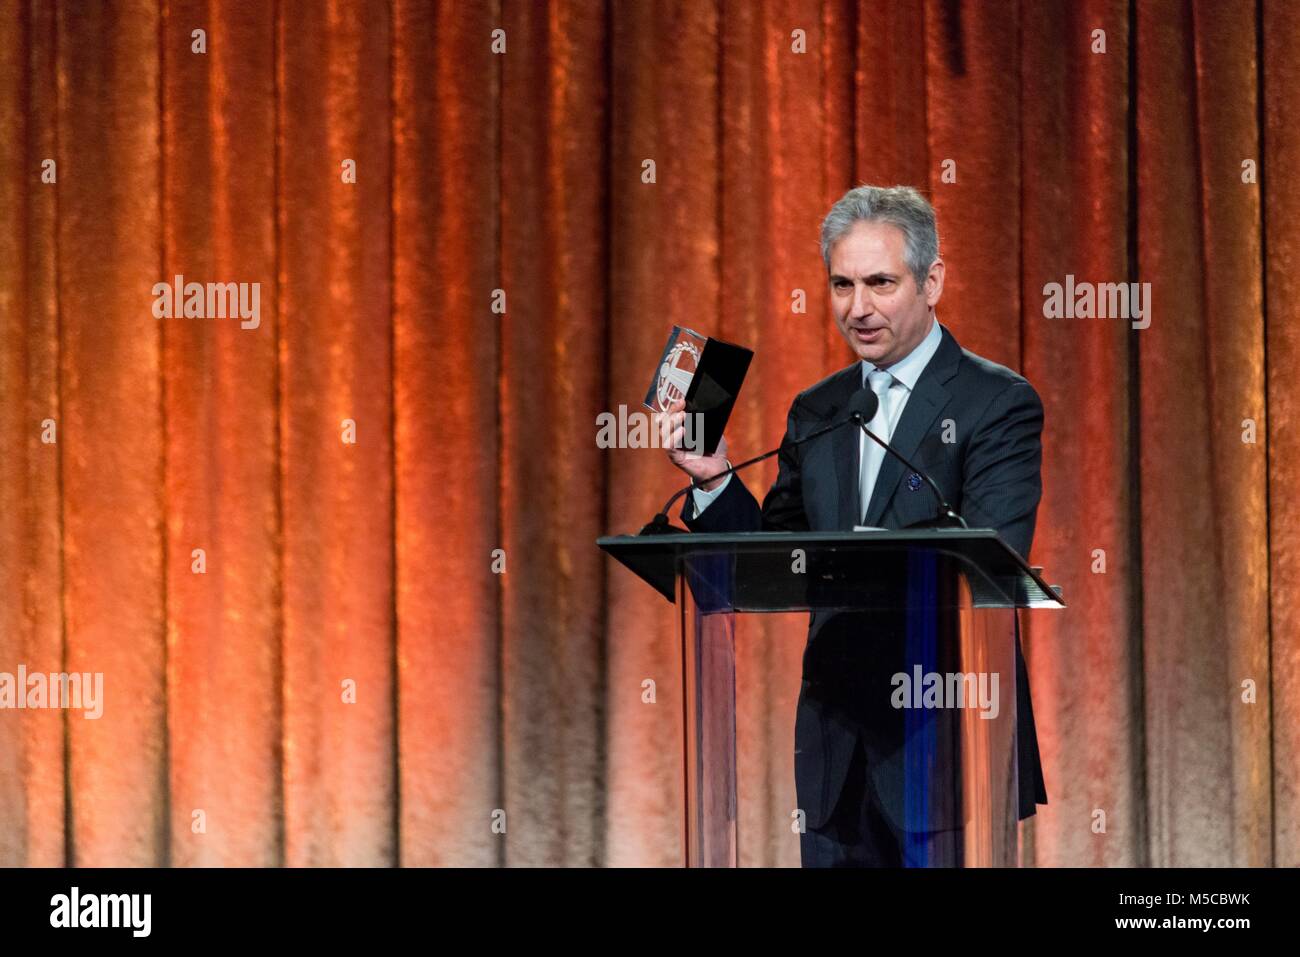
[0,0,1295,867]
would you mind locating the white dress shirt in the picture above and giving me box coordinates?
[857,316,943,521]
[691,317,944,520]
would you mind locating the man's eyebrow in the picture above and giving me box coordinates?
[828,271,898,283]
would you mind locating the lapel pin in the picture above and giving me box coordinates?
[906,472,923,491]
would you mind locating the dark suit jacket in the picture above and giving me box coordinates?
[681,323,1049,833]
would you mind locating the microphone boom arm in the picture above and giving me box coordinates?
[639,415,851,535]
[851,413,967,529]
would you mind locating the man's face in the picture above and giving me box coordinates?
[828,220,944,368]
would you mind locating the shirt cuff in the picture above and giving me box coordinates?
[690,469,732,518]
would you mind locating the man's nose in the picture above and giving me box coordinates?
[851,283,873,319]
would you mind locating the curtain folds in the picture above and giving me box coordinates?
[0,0,1294,867]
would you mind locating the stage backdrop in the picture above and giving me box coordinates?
[1,0,1297,867]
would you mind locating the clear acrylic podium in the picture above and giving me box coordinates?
[598,529,1064,868]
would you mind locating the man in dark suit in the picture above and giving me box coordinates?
[660,185,1047,866]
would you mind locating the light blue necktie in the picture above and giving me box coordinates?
[859,368,899,523]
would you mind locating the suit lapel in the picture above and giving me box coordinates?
[798,364,865,530]
[831,380,861,529]
[862,326,962,527]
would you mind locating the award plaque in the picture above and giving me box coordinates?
[644,326,753,456]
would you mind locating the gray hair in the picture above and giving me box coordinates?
[819,185,940,289]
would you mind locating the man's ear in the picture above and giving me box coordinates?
[924,259,945,307]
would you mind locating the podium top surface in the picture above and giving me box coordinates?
[597,528,1065,611]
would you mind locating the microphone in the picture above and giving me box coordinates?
[849,401,967,530]
[639,385,968,535]
[638,390,876,535]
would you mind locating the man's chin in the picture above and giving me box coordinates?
[850,342,890,364]
[838,328,894,364]
[841,330,892,362]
